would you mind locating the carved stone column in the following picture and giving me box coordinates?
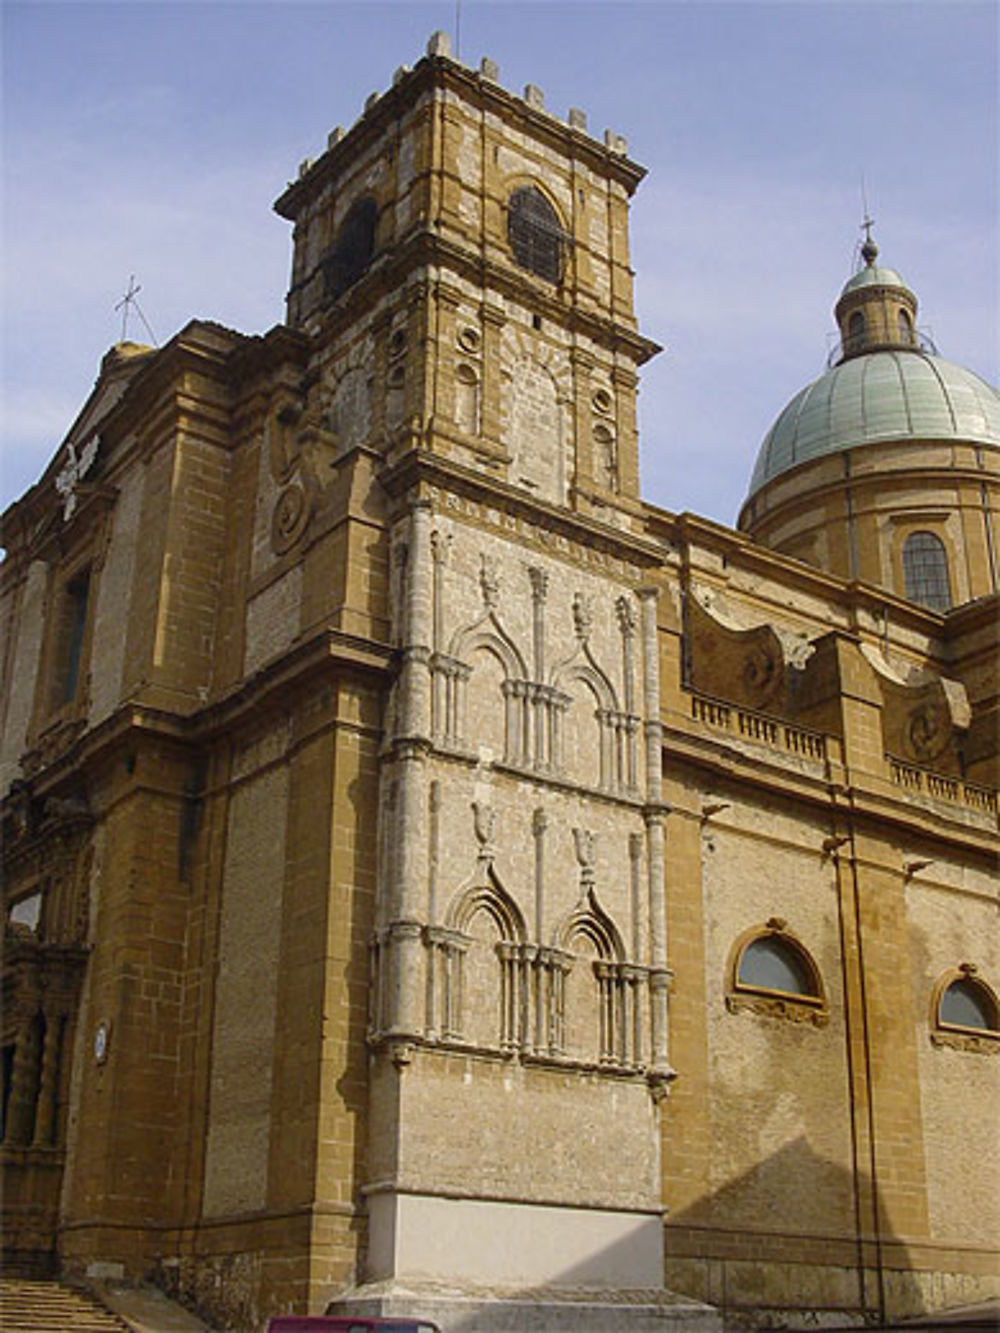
[5,1013,42,1146]
[32,1012,61,1147]
[638,586,674,1078]
[400,500,434,740]
[384,499,434,1038]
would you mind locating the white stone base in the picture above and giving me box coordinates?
[327,1277,722,1333]
[366,1191,664,1290]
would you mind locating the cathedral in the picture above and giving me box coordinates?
[2,32,998,1333]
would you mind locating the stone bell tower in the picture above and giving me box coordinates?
[272,31,707,1331]
[273,29,658,527]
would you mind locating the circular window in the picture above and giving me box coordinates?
[457,326,481,354]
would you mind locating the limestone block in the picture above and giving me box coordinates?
[0,559,46,793]
[203,765,289,1216]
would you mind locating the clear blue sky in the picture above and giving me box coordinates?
[3,1,997,526]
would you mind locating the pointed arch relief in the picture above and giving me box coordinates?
[550,608,627,790]
[440,615,531,763]
[554,888,625,962]
[439,869,528,1052]
[445,872,527,944]
[555,890,644,1068]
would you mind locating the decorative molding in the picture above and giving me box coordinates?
[930,1029,999,1055]
[726,992,829,1027]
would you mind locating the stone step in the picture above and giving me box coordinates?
[0,1279,131,1333]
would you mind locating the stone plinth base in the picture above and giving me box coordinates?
[326,1277,722,1332]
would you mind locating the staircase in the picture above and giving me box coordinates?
[0,1279,131,1333]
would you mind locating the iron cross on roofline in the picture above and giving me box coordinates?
[114,275,158,346]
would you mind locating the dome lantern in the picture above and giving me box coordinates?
[833,225,919,361]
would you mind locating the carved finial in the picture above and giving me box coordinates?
[480,553,500,609]
[572,827,595,871]
[527,566,549,602]
[472,801,497,859]
[572,592,593,642]
[766,916,788,932]
[430,530,452,565]
[616,594,637,636]
[426,30,451,58]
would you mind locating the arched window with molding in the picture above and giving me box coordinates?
[902,530,952,612]
[323,196,378,301]
[932,967,999,1050]
[727,920,827,1025]
[507,186,566,284]
[847,309,866,352]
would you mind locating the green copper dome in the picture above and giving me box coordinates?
[748,350,1000,498]
[839,264,913,298]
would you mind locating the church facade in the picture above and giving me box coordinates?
[2,33,998,1332]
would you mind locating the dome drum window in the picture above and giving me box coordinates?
[902,530,952,612]
[507,186,569,284]
[931,965,1000,1054]
[846,310,867,356]
[726,919,828,1026]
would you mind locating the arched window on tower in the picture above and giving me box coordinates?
[507,186,566,284]
[323,196,378,301]
[847,310,866,353]
[897,307,914,343]
[902,531,952,612]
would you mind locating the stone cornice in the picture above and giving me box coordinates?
[662,722,999,863]
[0,625,394,805]
[275,54,646,223]
[380,447,665,573]
[295,227,660,367]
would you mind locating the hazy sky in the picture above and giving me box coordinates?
[2,1,997,527]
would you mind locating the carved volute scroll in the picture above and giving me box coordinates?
[861,646,971,775]
[685,592,792,714]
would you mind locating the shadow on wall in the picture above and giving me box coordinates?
[323,1141,925,1332]
[662,1135,924,1328]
